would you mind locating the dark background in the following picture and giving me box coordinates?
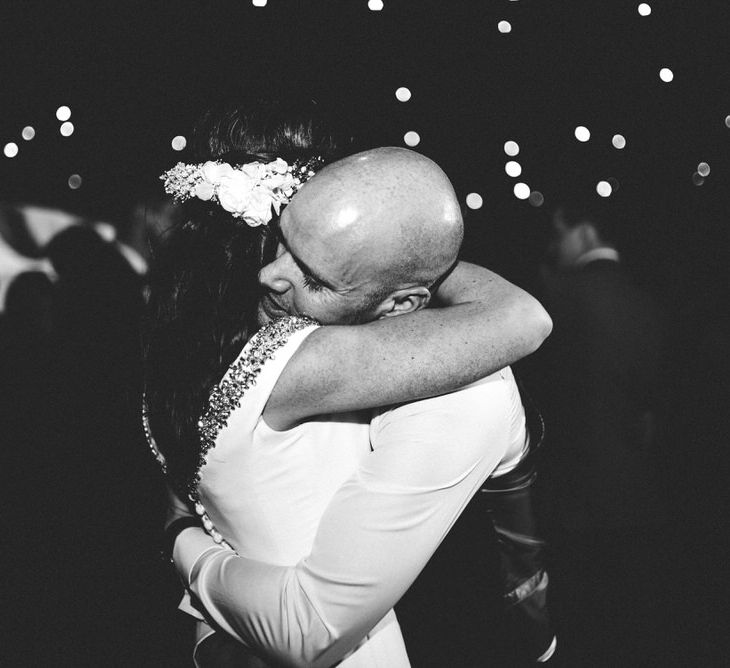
[1,0,728,301]
[1,1,728,665]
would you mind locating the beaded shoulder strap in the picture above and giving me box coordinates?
[142,397,167,474]
[191,314,318,498]
[141,315,317,548]
[142,316,318,549]
[142,315,317,489]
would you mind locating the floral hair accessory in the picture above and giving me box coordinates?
[160,156,322,227]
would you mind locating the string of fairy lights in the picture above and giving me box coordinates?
[3,1,727,208]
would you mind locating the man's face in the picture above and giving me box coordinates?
[257,206,382,326]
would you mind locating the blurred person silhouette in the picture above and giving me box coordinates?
[1,202,189,666]
[0,203,157,433]
[538,200,666,529]
[532,198,670,664]
[0,271,54,449]
[0,205,55,312]
[1,199,180,435]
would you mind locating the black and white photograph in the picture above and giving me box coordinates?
[1,1,727,665]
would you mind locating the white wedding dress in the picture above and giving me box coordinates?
[172,316,410,667]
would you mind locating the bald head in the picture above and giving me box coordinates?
[258,147,463,325]
[290,147,463,289]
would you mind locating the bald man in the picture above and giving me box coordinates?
[258,147,458,328]
[171,148,554,666]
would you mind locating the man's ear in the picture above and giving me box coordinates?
[374,286,432,319]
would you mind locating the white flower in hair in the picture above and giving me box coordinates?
[269,158,289,174]
[193,181,215,201]
[245,188,280,227]
[160,156,322,227]
[218,170,258,215]
[202,161,234,183]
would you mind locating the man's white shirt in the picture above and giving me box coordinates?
[175,365,528,667]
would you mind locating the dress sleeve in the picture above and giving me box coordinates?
[175,373,513,668]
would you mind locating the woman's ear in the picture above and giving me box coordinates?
[375,286,432,319]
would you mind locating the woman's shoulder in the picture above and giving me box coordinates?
[246,315,320,355]
[200,315,320,441]
[213,315,320,413]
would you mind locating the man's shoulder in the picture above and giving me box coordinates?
[368,368,521,467]
[371,368,513,427]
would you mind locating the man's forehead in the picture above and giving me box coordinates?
[278,201,373,290]
[278,205,304,244]
[277,206,335,277]
[279,204,293,229]
[281,193,317,230]
[289,166,372,230]
[276,207,301,249]
[282,191,358,241]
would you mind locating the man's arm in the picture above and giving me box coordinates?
[174,373,513,668]
[265,262,551,429]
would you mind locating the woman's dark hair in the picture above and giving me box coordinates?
[143,98,352,496]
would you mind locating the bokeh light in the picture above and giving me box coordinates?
[403,131,420,147]
[56,106,71,122]
[22,126,36,141]
[68,174,83,190]
[725,115,730,128]
[498,21,512,34]
[638,3,651,16]
[692,172,704,186]
[514,183,530,200]
[4,142,19,158]
[505,161,522,177]
[466,193,483,210]
[574,126,591,142]
[171,135,187,151]
[60,121,74,137]
[659,68,674,82]
[94,222,116,242]
[612,134,626,149]
[504,140,519,156]
[528,191,545,207]
[596,180,612,197]
[368,0,384,10]
[395,87,412,102]
[252,0,267,6]
[697,162,710,177]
